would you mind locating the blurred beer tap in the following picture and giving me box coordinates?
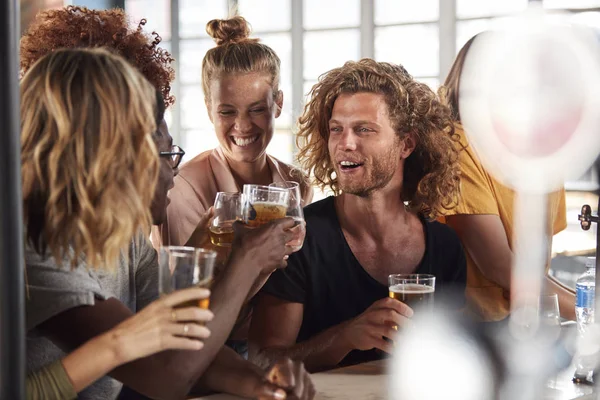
[578,204,600,231]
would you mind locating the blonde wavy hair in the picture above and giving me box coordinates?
[297,59,460,219]
[21,48,159,270]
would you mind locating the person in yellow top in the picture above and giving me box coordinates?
[440,33,572,321]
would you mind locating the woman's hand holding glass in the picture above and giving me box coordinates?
[106,288,213,365]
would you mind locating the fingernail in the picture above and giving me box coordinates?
[274,389,286,400]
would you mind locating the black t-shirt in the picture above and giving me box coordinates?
[261,196,467,366]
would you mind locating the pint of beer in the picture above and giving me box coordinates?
[158,247,216,310]
[388,274,435,312]
[242,184,289,228]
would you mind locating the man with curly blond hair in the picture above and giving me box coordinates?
[249,59,467,372]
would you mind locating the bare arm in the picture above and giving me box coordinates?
[249,295,351,373]
[446,213,575,319]
[40,259,260,399]
[61,288,212,394]
[38,219,296,399]
[445,214,513,290]
[198,346,315,400]
[249,295,411,373]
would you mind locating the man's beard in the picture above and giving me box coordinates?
[336,143,402,197]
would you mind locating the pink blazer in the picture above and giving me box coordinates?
[152,147,313,247]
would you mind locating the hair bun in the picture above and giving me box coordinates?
[206,16,252,46]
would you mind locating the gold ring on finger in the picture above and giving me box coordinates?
[183,324,189,334]
[171,311,177,322]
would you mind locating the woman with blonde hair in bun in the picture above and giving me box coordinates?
[155,16,312,250]
[154,16,314,356]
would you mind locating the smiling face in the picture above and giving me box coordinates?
[328,92,415,197]
[207,72,283,164]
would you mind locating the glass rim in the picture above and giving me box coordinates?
[159,246,217,258]
[389,273,435,280]
[243,184,289,193]
[388,273,435,286]
[216,191,241,196]
[269,181,300,189]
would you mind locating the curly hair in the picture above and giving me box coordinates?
[20,6,175,107]
[202,16,281,103]
[21,48,159,270]
[297,59,460,219]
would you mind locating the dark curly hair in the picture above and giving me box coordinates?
[297,59,461,219]
[20,6,175,107]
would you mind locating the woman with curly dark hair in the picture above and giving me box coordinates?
[249,59,466,372]
[20,5,175,107]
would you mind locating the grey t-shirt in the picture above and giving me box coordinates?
[25,235,159,400]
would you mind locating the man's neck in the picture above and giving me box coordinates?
[226,154,271,187]
[334,187,412,241]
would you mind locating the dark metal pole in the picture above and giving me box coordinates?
[0,0,25,398]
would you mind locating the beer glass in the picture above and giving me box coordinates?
[210,192,242,248]
[388,274,435,312]
[242,184,289,227]
[269,181,305,252]
[159,246,216,310]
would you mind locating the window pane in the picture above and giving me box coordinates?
[125,0,171,41]
[180,39,215,84]
[304,29,360,80]
[545,0,600,8]
[183,129,221,161]
[304,0,360,30]
[375,24,439,77]
[455,17,514,53]
[260,33,293,128]
[375,0,439,25]
[303,80,319,102]
[267,131,294,164]
[456,0,527,19]
[180,85,211,130]
[180,0,228,39]
[238,0,291,32]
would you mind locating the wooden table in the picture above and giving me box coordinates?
[192,360,596,400]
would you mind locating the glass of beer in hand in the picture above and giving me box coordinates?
[388,274,435,312]
[269,181,305,252]
[210,192,242,248]
[242,184,289,227]
[159,247,216,310]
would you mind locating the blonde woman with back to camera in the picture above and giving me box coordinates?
[21,48,213,400]
[21,13,315,400]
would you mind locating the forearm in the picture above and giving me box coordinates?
[252,322,351,373]
[198,256,261,363]
[195,346,265,397]
[61,334,120,393]
[546,275,576,320]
